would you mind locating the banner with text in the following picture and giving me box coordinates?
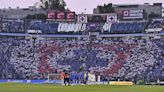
[47,11,75,21]
[123,10,143,19]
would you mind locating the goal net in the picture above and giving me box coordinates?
[47,74,62,84]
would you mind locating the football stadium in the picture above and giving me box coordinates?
[0,0,164,92]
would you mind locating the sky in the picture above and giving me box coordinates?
[0,0,163,13]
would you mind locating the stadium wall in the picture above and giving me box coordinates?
[0,80,62,84]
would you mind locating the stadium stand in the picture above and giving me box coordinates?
[0,19,147,34]
[0,15,164,84]
[0,37,163,83]
[27,21,146,34]
[110,22,146,34]
[28,21,87,34]
[1,19,24,33]
[147,18,164,33]
[148,19,164,29]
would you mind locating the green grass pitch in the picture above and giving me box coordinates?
[0,83,164,92]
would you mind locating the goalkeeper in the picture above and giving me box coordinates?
[63,71,70,86]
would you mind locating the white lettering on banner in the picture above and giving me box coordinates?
[67,23,71,32]
[58,23,62,32]
[62,23,67,32]
[57,23,87,32]
[130,10,143,13]
[81,24,87,31]
[146,28,162,32]
[74,24,80,32]
[123,16,143,19]
[123,10,144,19]
[130,13,143,16]
[103,23,112,32]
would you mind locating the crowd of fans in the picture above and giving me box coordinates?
[148,19,164,29]
[0,17,163,83]
[0,37,163,82]
[148,18,164,33]
[0,19,24,33]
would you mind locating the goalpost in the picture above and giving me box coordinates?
[47,74,62,84]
